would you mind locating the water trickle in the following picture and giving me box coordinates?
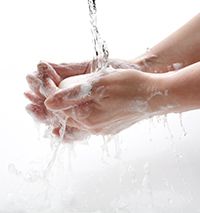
[148,118,154,142]
[179,113,187,137]
[88,0,121,157]
[101,136,111,160]
[163,114,174,139]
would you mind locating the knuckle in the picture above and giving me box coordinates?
[91,81,108,98]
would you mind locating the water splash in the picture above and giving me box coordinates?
[8,143,62,182]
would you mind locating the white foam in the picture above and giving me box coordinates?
[59,73,95,99]
[129,99,149,113]
[172,63,183,70]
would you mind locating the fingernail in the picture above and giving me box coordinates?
[37,61,48,71]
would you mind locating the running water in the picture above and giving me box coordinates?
[14,1,112,185]
[88,0,109,72]
[9,1,112,187]
[88,0,117,153]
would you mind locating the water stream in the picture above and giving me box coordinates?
[88,0,109,72]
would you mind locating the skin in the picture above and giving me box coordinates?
[25,60,137,140]
[134,13,200,73]
[45,69,155,135]
[44,62,200,135]
[25,13,200,140]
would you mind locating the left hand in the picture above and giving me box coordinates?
[25,62,91,142]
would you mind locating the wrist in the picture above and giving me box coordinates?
[132,52,159,72]
[132,51,182,73]
[146,72,178,115]
[125,70,172,116]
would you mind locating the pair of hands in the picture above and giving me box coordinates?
[25,59,160,142]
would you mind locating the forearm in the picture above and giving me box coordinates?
[134,13,200,73]
[150,61,200,114]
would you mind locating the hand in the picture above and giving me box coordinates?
[25,61,91,142]
[25,59,138,141]
[45,69,158,135]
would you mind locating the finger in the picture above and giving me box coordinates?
[52,127,63,137]
[26,104,48,123]
[26,74,44,97]
[52,127,60,137]
[48,61,91,79]
[63,126,89,142]
[52,124,89,142]
[40,77,59,97]
[24,91,45,105]
[37,61,61,86]
[45,84,92,111]
[66,117,84,129]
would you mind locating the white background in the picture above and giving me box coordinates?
[0,0,200,212]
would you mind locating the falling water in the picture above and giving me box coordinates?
[88,0,109,72]
[10,0,111,188]
[88,0,117,157]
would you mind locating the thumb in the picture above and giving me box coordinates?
[45,83,92,111]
